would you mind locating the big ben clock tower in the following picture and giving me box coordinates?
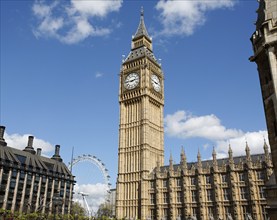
[116,8,164,220]
[250,0,277,217]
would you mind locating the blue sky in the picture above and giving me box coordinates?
[0,0,268,210]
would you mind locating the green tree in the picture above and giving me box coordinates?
[70,201,88,219]
[96,203,113,219]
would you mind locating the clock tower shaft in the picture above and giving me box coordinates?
[116,9,164,220]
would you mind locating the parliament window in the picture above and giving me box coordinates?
[240,187,247,199]
[223,189,230,200]
[176,178,181,187]
[207,189,212,201]
[192,207,197,216]
[239,173,245,182]
[224,206,231,215]
[208,207,213,216]
[177,191,182,203]
[177,208,182,217]
[191,177,196,185]
[163,209,168,219]
[262,206,268,220]
[150,209,155,220]
[257,171,264,180]
[259,186,266,199]
[206,176,211,184]
[150,193,155,204]
[163,193,168,203]
[222,174,227,183]
[242,206,250,218]
[192,190,197,202]
[163,180,167,188]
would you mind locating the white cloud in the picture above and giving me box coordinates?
[216,130,269,157]
[32,0,55,18]
[155,0,235,36]
[95,72,104,78]
[164,111,243,140]
[71,0,122,17]
[5,133,54,153]
[74,183,109,214]
[164,110,269,157]
[32,0,122,44]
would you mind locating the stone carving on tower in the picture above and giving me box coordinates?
[250,0,277,218]
[116,8,164,219]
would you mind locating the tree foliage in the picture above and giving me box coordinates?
[96,203,113,219]
[70,201,87,218]
[0,205,90,220]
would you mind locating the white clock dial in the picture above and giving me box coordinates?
[124,73,139,90]
[151,74,161,92]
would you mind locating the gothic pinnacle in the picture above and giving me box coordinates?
[180,146,186,161]
[169,151,174,172]
[197,149,201,161]
[197,149,202,170]
[245,141,250,155]
[212,146,216,158]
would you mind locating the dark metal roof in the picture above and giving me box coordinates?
[133,8,151,41]
[0,145,72,176]
[124,46,158,64]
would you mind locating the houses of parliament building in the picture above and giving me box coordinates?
[0,0,275,219]
[116,0,276,219]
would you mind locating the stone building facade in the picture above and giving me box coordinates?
[0,126,75,215]
[249,0,277,218]
[146,145,272,220]
[116,8,274,220]
[116,8,164,220]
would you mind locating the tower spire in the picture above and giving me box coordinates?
[228,144,234,168]
[245,141,252,167]
[180,146,186,162]
[133,7,150,41]
[180,146,187,171]
[212,147,218,170]
[212,146,216,159]
[169,151,173,171]
[197,149,202,171]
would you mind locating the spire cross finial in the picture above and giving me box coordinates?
[141,6,144,17]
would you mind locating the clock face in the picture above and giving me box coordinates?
[151,74,161,92]
[124,73,139,90]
